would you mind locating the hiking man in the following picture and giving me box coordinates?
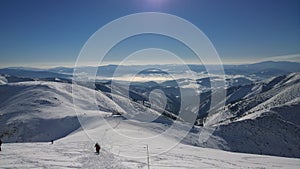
[95,143,101,154]
[0,139,2,151]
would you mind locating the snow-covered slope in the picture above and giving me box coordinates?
[206,73,300,158]
[0,80,176,142]
[213,73,300,123]
[1,72,300,168]
[2,134,300,168]
[1,105,300,169]
[0,81,125,142]
[0,75,7,85]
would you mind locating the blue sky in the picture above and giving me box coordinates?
[0,0,299,67]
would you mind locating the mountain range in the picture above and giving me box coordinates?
[0,61,300,167]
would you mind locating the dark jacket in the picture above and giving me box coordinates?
[95,143,100,149]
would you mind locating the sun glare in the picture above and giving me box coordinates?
[143,0,169,7]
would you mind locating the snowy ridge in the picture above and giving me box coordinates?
[0,80,178,143]
[244,82,300,119]
[0,73,300,168]
[0,81,125,142]
[0,75,7,85]
[207,73,300,158]
[214,73,300,123]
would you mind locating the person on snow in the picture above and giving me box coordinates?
[95,143,101,154]
[0,139,2,151]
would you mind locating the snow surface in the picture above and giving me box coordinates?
[1,117,300,169]
[0,75,7,85]
[0,81,124,142]
[1,78,300,168]
[206,73,300,158]
[1,142,300,169]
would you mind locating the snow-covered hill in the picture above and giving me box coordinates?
[1,91,300,168]
[206,73,300,158]
[0,80,177,143]
[0,75,7,85]
[1,72,300,168]
[1,135,300,168]
[0,81,125,142]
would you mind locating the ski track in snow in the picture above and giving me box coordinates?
[0,141,129,169]
[1,140,300,169]
[1,74,300,168]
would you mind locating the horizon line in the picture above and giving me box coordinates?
[1,60,300,69]
[1,53,299,69]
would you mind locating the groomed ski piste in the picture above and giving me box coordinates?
[0,79,300,168]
